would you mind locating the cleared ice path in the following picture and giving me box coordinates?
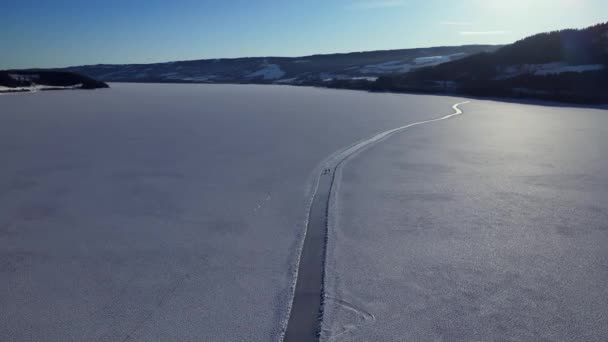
[283,102,469,342]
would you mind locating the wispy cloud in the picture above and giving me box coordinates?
[440,21,473,26]
[350,0,406,10]
[460,30,510,35]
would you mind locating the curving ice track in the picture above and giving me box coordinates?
[283,101,469,342]
[324,101,469,168]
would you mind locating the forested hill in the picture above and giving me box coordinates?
[344,22,608,104]
[61,45,500,84]
[0,70,109,92]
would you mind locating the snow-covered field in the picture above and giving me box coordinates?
[359,61,412,74]
[322,100,608,341]
[357,53,466,75]
[0,83,460,341]
[246,64,286,80]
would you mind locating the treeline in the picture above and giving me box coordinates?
[0,71,29,87]
[0,70,109,89]
[372,70,608,104]
[494,22,608,65]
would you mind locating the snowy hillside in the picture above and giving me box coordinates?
[61,45,500,85]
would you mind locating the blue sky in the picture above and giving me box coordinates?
[2,0,607,69]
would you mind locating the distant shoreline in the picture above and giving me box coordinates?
[104,81,608,109]
[4,80,606,110]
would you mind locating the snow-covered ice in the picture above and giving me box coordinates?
[0,83,459,341]
[321,100,608,341]
[7,84,605,341]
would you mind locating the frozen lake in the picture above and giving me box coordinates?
[322,100,608,341]
[2,84,607,341]
[0,83,460,341]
